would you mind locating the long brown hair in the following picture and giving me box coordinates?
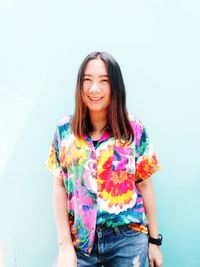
[71,51,134,145]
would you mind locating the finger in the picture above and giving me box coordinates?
[155,259,163,267]
[149,259,155,267]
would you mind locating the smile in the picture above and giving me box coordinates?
[88,96,103,101]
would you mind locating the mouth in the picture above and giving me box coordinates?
[88,96,103,102]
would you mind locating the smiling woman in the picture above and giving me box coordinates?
[46,51,163,267]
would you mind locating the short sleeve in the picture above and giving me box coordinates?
[134,121,160,183]
[46,127,63,179]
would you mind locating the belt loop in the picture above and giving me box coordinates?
[113,227,120,235]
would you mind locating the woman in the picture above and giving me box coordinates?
[46,51,163,267]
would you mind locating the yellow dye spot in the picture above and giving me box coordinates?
[101,190,133,207]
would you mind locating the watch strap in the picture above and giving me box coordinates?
[149,234,163,246]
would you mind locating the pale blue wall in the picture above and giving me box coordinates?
[0,0,200,266]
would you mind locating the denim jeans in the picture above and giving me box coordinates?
[76,224,148,267]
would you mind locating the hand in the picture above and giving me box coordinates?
[57,244,77,267]
[148,243,163,267]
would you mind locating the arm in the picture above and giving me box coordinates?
[53,176,72,246]
[137,178,163,267]
[53,176,77,267]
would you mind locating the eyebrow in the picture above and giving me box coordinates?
[83,74,109,78]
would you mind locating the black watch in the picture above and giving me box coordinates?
[148,234,163,246]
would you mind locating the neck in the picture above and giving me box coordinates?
[89,111,107,132]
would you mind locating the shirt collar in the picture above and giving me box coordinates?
[83,131,112,144]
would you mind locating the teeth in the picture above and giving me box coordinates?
[90,97,102,100]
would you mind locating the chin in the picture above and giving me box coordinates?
[88,106,108,113]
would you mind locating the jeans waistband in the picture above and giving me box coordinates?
[96,224,130,234]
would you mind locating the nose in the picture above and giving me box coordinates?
[88,82,101,93]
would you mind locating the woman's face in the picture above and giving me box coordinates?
[82,58,111,116]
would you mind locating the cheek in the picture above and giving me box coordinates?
[81,91,87,105]
[107,88,111,102]
[82,87,87,96]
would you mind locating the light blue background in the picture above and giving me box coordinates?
[0,0,200,266]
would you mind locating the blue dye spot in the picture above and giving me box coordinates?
[114,150,121,161]
[82,205,89,211]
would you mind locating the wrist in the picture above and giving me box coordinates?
[148,234,163,246]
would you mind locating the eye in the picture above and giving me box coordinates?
[101,79,109,83]
[83,78,92,86]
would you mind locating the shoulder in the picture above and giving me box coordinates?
[128,114,146,145]
[57,115,72,126]
[128,114,145,131]
[56,115,73,139]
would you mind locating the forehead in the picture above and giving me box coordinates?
[84,59,108,76]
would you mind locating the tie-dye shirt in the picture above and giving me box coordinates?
[46,115,160,255]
